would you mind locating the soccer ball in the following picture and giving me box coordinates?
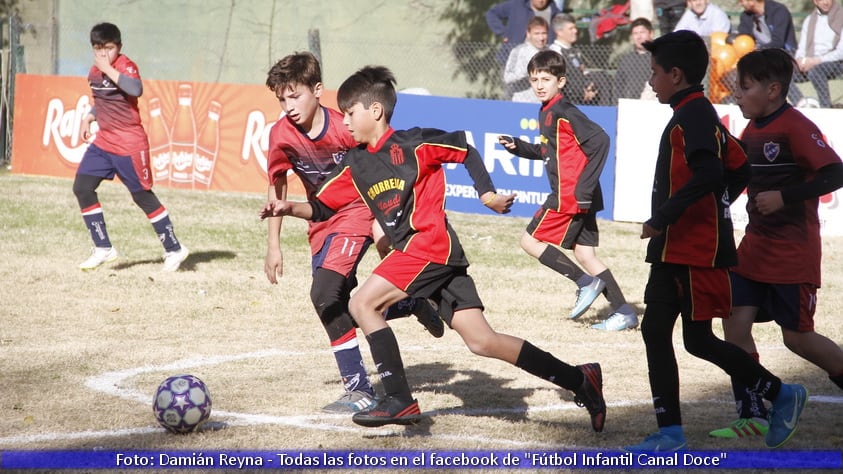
[152,374,212,433]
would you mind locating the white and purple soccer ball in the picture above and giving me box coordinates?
[152,374,212,433]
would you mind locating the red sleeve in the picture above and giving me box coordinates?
[315,165,360,210]
[114,55,140,79]
[266,122,293,184]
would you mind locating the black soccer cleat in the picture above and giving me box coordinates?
[351,395,422,427]
[574,362,606,432]
[412,298,445,338]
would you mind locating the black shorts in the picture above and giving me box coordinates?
[730,272,817,332]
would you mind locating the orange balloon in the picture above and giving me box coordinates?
[711,31,728,47]
[716,44,738,73]
[733,34,756,57]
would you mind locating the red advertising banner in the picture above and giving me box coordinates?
[11,74,342,196]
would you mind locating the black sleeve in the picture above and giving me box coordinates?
[463,145,497,196]
[726,160,751,205]
[575,132,609,209]
[647,149,723,230]
[308,200,337,222]
[781,162,843,203]
[509,137,543,160]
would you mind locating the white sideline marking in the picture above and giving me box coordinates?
[1,349,841,447]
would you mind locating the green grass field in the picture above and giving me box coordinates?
[1,173,841,473]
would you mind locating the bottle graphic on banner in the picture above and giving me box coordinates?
[193,101,222,189]
[147,97,171,184]
[169,83,196,188]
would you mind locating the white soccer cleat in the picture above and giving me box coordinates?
[79,247,118,271]
[162,245,189,272]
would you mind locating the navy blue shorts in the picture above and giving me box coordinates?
[76,143,152,192]
[730,272,817,332]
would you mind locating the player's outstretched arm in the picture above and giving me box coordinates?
[259,200,314,220]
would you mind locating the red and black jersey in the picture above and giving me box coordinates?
[315,127,494,266]
[735,105,841,286]
[266,106,371,255]
[514,93,607,213]
[645,86,748,268]
[88,54,148,155]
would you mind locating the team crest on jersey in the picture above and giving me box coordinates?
[332,150,346,164]
[763,142,780,162]
[544,113,553,127]
[389,143,404,165]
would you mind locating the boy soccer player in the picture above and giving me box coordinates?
[264,53,443,414]
[261,65,607,431]
[74,22,188,272]
[626,31,807,451]
[499,50,637,331]
[708,48,843,439]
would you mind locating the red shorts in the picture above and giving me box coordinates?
[526,208,598,249]
[373,250,483,326]
[730,272,816,332]
[645,263,731,321]
[311,233,372,278]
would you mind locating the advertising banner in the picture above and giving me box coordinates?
[12,74,618,220]
[614,99,843,235]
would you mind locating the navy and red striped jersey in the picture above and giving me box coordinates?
[315,127,492,266]
[735,105,841,286]
[266,106,371,254]
[645,87,748,268]
[88,54,148,155]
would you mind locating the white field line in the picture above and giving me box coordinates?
[1,347,841,448]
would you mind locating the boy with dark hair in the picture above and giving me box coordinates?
[708,48,843,439]
[264,52,443,414]
[261,65,608,431]
[499,50,637,331]
[626,30,807,452]
[74,22,188,272]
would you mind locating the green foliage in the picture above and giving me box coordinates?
[439,0,505,99]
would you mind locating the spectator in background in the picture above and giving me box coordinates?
[613,17,657,102]
[654,0,687,34]
[737,0,797,54]
[487,0,561,65]
[504,16,549,102]
[790,0,843,108]
[549,13,612,105]
[673,0,732,36]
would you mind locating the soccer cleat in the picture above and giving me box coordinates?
[569,277,606,320]
[79,247,118,271]
[574,363,606,432]
[412,298,445,338]
[765,384,808,448]
[351,395,421,427]
[591,311,639,331]
[708,418,768,438]
[624,430,688,452]
[162,245,189,272]
[321,390,377,414]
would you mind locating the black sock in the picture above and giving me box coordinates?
[367,327,412,401]
[538,247,585,283]
[830,372,843,391]
[596,269,627,309]
[515,340,582,391]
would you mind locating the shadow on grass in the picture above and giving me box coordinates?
[112,250,237,271]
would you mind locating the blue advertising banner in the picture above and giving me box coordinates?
[391,94,617,220]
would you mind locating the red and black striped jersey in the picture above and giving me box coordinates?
[88,54,148,155]
[645,87,748,268]
[515,93,608,213]
[735,105,841,286]
[315,127,490,266]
